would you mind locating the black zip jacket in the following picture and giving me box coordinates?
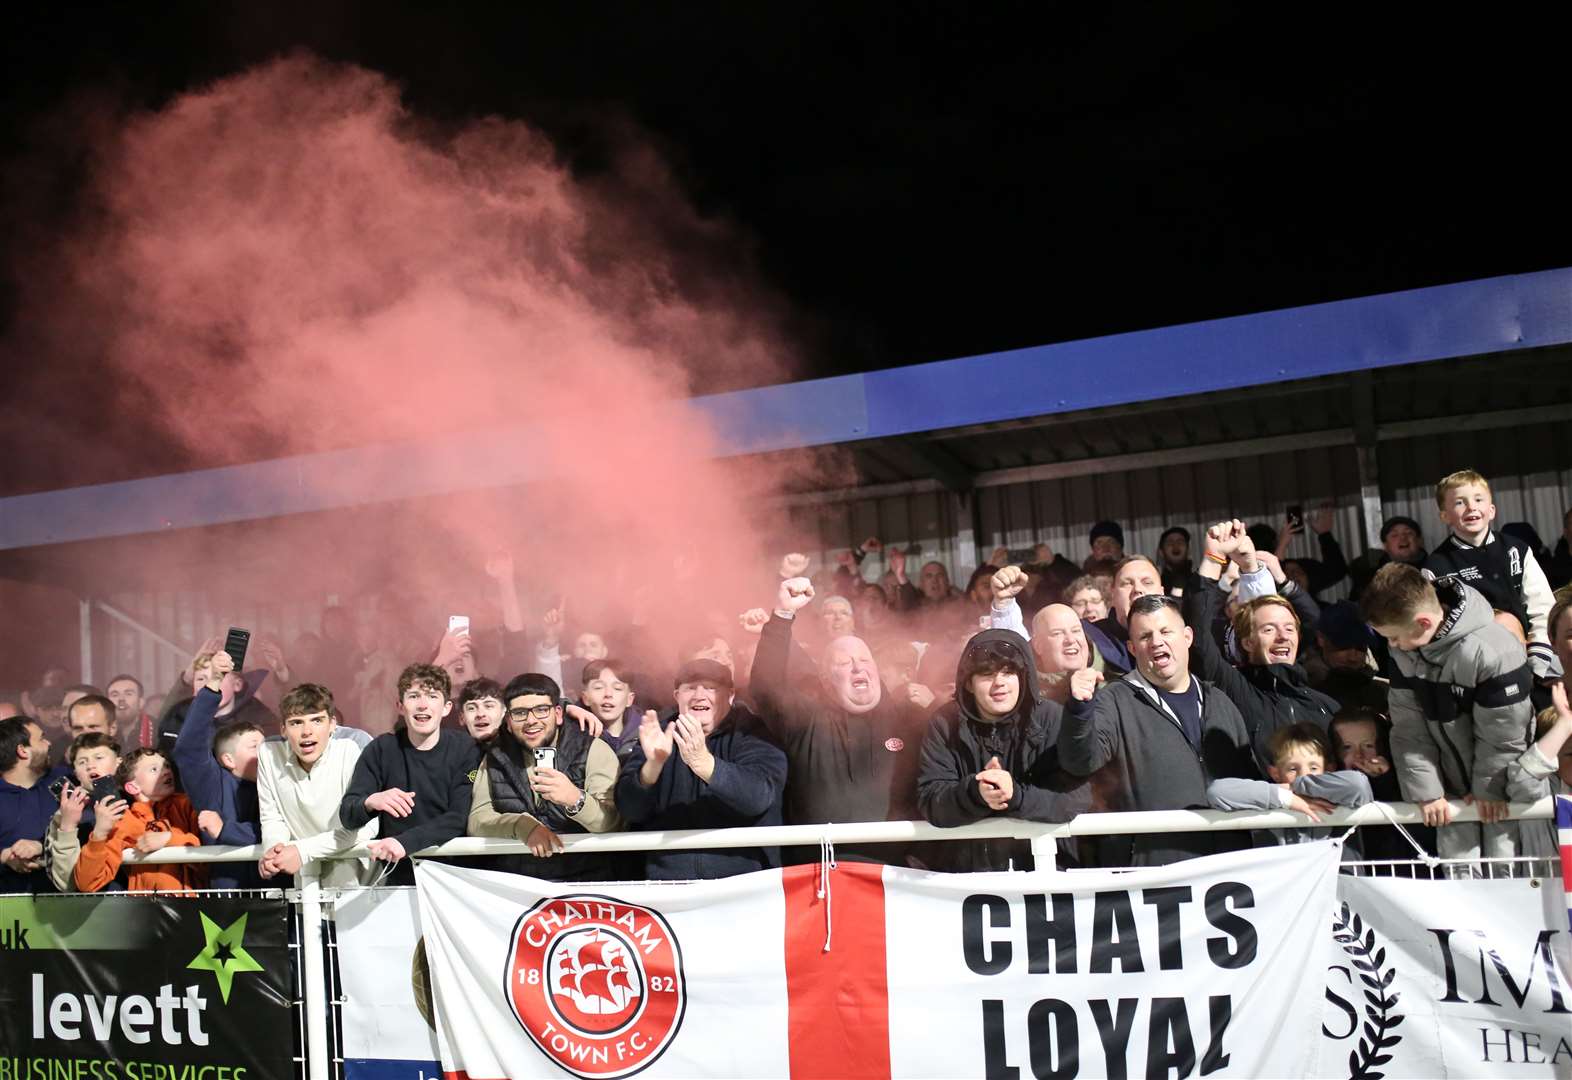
[1183,580,1338,772]
[918,629,1090,872]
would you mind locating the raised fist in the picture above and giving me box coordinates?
[738,608,770,634]
[1069,667,1104,702]
[1205,521,1240,556]
[888,547,907,578]
[779,553,810,579]
[860,537,883,554]
[991,565,1027,602]
[484,551,515,580]
[777,577,815,613]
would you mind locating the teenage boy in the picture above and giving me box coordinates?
[580,659,639,750]
[257,683,378,887]
[46,733,122,891]
[454,677,506,745]
[74,748,205,893]
[174,649,264,887]
[339,664,480,884]
[468,673,623,881]
[1362,562,1550,862]
[1205,722,1372,846]
[1506,682,1572,800]
[1,717,68,893]
[1425,469,1559,680]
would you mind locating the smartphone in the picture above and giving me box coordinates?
[533,746,556,773]
[90,775,121,803]
[448,615,470,636]
[223,626,252,670]
[1286,505,1304,531]
[48,775,71,801]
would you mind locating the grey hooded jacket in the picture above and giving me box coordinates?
[1385,578,1539,804]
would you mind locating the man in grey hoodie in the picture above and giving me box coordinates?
[1057,594,1258,867]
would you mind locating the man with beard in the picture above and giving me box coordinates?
[917,630,1088,871]
[468,673,623,881]
[1057,594,1257,867]
[749,571,929,865]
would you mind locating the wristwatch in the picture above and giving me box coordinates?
[566,791,587,817]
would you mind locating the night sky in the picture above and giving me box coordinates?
[3,3,1570,451]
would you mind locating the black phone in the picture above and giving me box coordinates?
[223,626,251,670]
[1286,505,1304,531]
[48,775,71,801]
[90,775,121,803]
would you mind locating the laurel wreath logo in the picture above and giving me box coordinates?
[1331,901,1405,1080]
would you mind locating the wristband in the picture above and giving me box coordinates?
[1204,552,1229,567]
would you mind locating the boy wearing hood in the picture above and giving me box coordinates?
[1362,562,1554,863]
[917,629,1088,871]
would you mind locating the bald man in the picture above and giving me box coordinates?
[749,568,929,865]
[990,566,1129,690]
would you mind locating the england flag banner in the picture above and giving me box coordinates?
[414,839,1339,1079]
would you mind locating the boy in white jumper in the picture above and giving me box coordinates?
[257,684,378,887]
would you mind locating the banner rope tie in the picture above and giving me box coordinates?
[1369,801,1442,868]
[817,831,837,952]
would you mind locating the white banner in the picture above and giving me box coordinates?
[413,840,1341,1079]
[335,887,442,1080]
[1320,874,1572,1079]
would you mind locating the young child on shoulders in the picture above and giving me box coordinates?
[1206,722,1372,845]
[73,747,206,893]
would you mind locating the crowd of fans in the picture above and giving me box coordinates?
[3,467,1571,893]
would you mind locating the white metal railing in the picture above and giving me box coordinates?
[119,795,1557,866]
[101,796,1558,1080]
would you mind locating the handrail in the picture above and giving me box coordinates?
[118,796,1555,865]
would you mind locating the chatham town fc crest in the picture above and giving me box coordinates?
[507,894,687,1078]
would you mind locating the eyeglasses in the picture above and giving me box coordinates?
[508,704,557,721]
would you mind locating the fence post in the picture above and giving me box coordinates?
[299,866,332,1080]
[1029,832,1056,871]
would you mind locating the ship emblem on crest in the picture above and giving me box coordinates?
[507,894,686,1078]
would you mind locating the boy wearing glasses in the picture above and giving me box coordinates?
[339,663,480,884]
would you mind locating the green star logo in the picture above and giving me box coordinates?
[187,912,263,1004]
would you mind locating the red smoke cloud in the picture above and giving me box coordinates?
[3,53,822,694]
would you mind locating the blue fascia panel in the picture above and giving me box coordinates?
[3,268,1570,550]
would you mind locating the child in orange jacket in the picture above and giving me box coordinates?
[74,748,207,893]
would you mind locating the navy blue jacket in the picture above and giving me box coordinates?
[615,710,787,880]
[1,766,70,894]
[173,687,262,888]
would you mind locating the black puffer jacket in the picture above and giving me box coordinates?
[1183,580,1338,772]
[918,629,1090,872]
